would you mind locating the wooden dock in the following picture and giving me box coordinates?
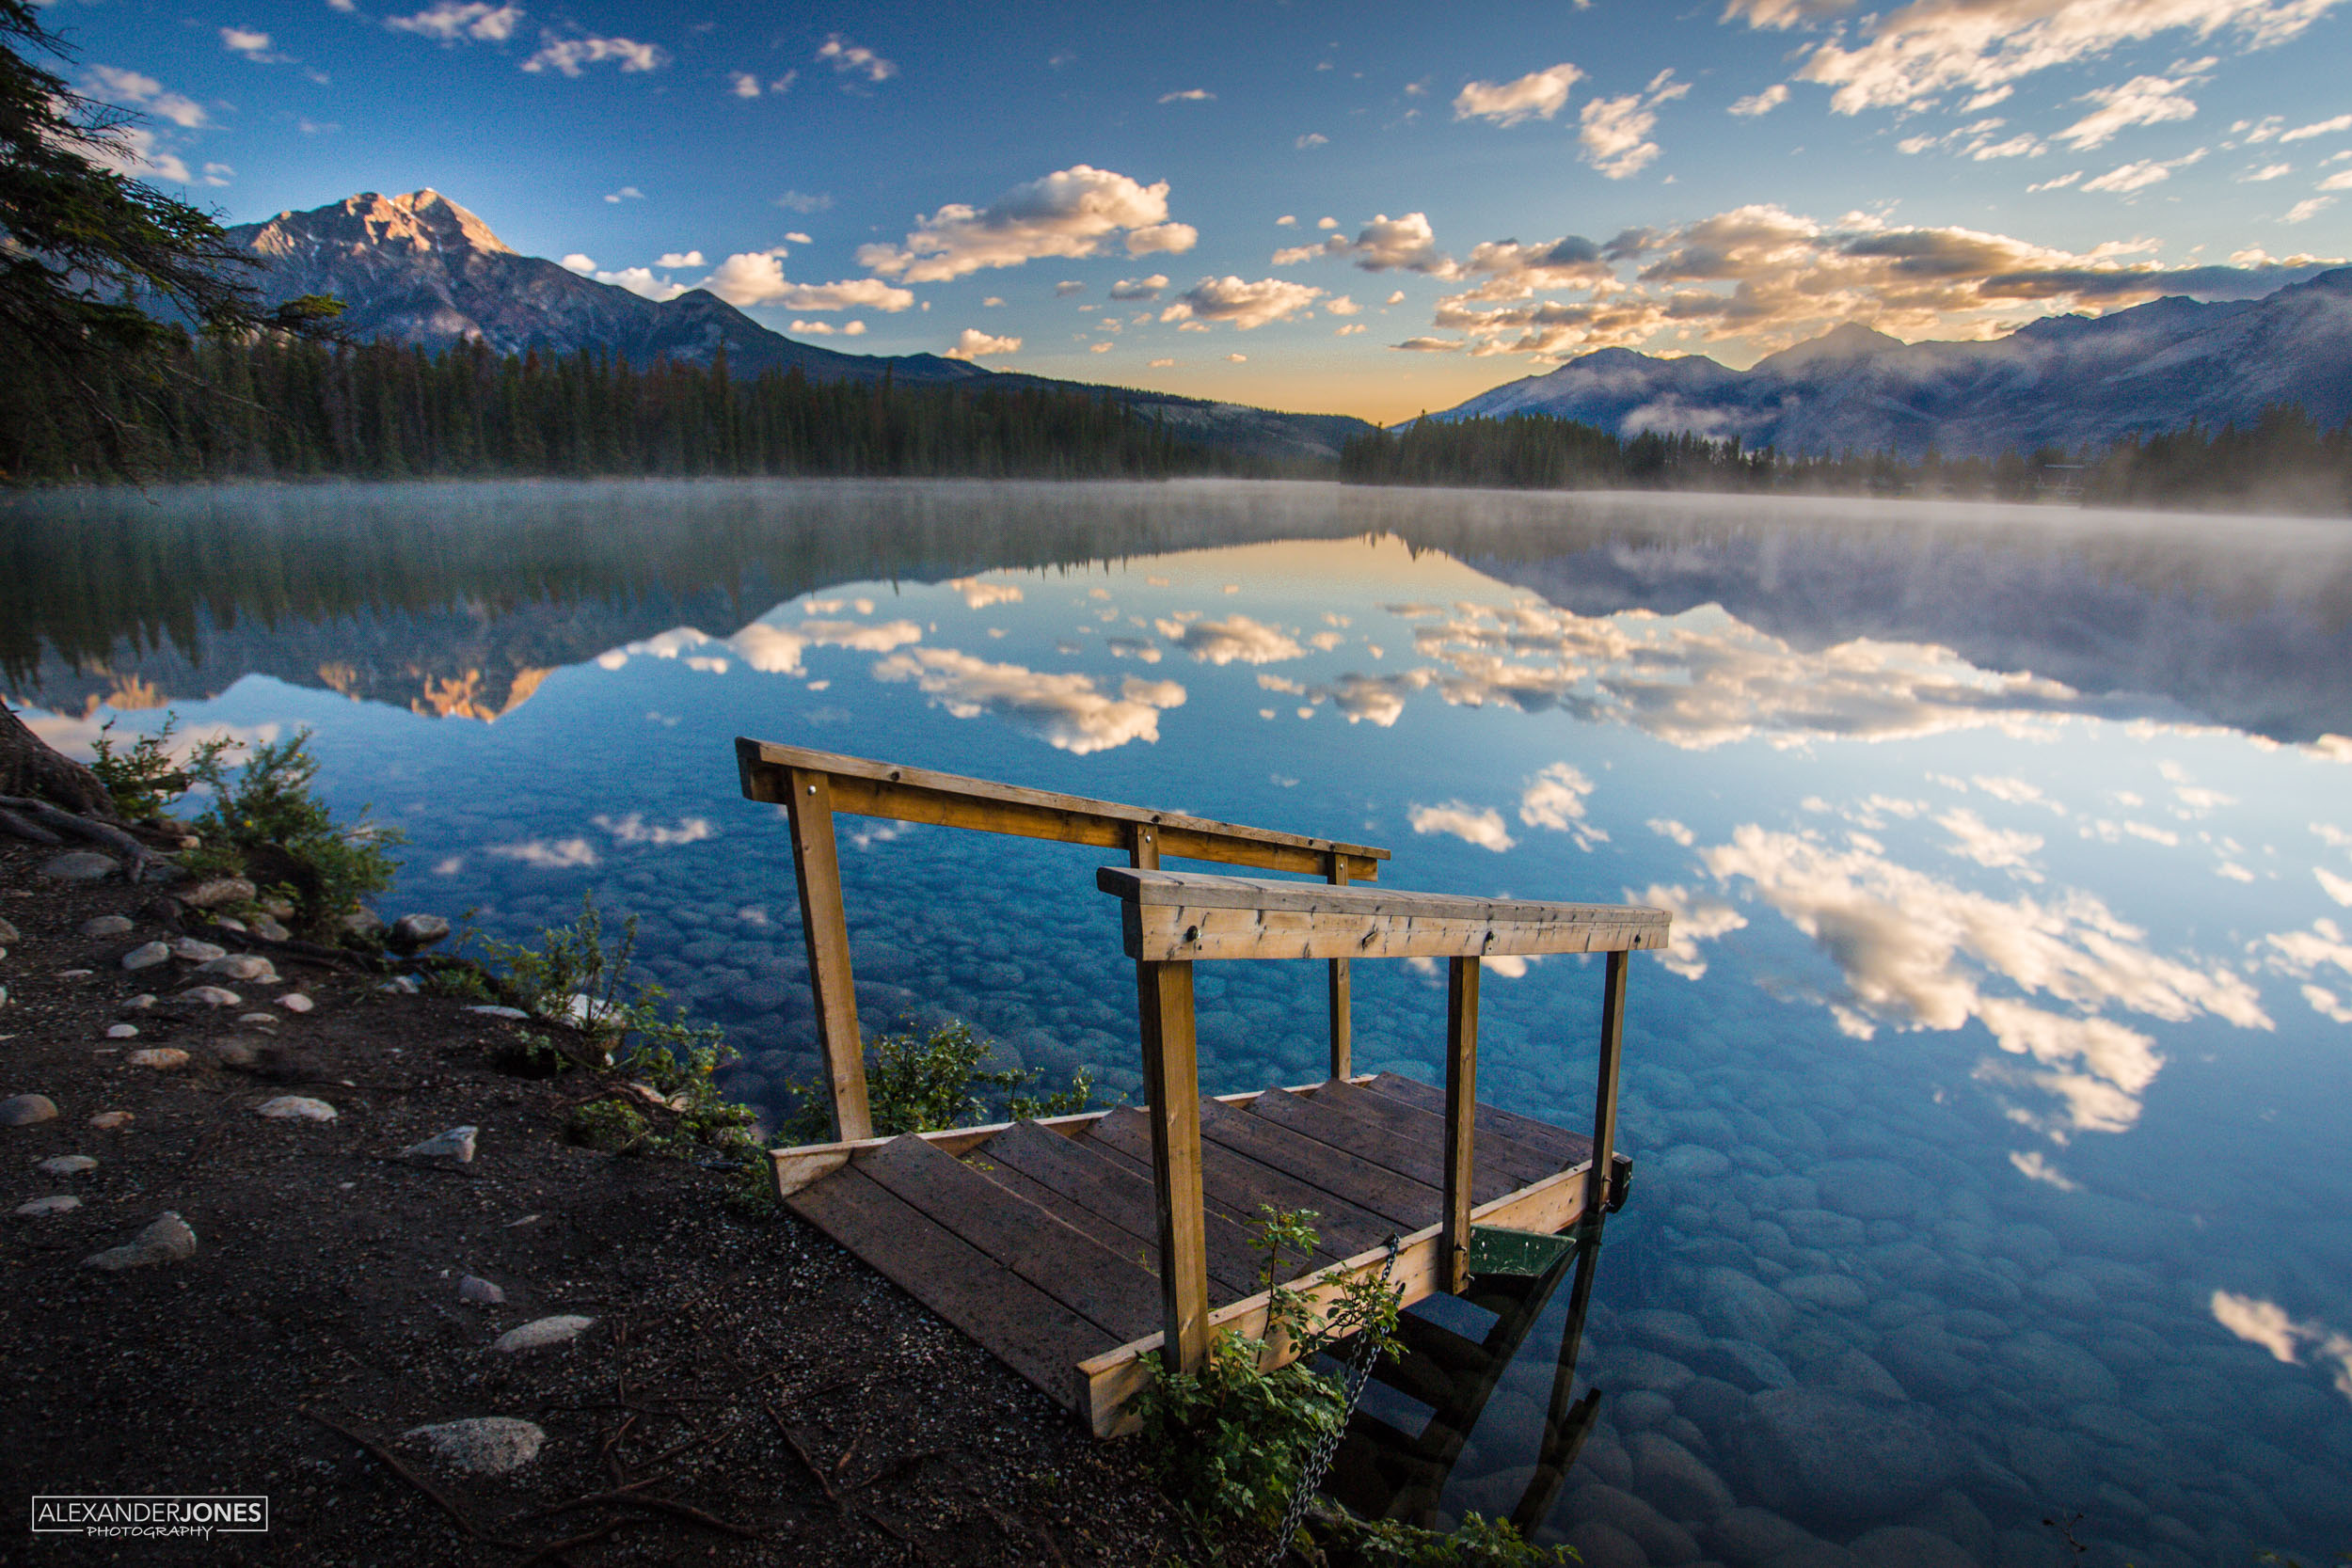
[736,740,1670,1436]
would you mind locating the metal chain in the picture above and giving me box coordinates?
[1265,1232,1403,1567]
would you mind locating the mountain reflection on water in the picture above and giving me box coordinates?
[7,479,2350,1563]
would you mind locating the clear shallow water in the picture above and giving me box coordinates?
[8,479,2352,1563]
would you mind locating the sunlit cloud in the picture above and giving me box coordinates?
[1631,881,1748,980]
[869,649,1185,753]
[1160,276,1325,328]
[700,252,914,311]
[1725,0,2348,117]
[945,577,1025,609]
[1409,801,1516,851]
[487,836,600,869]
[2009,1149,2081,1190]
[1729,84,1790,117]
[592,814,714,847]
[817,35,894,84]
[1699,823,2271,1135]
[1453,62,1584,126]
[859,166,1197,282]
[1153,613,1306,664]
[520,34,664,74]
[2057,66,2209,150]
[85,65,210,128]
[387,2,522,43]
[1518,762,1608,849]
[945,327,1022,359]
[1274,213,1454,274]
[1939,807,2045,877]
[1579,70,1689,180]
[2212,1291,2352,1402]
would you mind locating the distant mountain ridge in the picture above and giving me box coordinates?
[1423,272,2352,459]
[224,190,1374,462]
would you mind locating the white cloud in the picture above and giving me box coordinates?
[387,2,521,42]
[1632,882,1748,980]
[605,185,644,203]
[945,327,1021,359]
[1295,132,1328,150]
[818,35,894,82]
[1159,87,1213,103]
[88,124,193,184]
[1109,274,1169,300]
[1729,83,1789,117]
[1728,0,2350,116]
[1274,212,1455,274]
[1579,71,1689,180]
[2009,1149,2081,1190]
[2321,169,2352,191]
[85,66,210,128]
[870,649,1184,753]
[521,34,664,75]
[2212,1291,2352,1402]
[2082,148,2206,192]
[729,71,760,99]
[945,578,1024,609]
[220,26,280,61]
[1409,802,1516,851]
[2285,196,2338,222]
[2280,112,2352,142]
[656,250,704,269]
[1701,823,2270,1136]
[2058,67,2208,150]
[1454,62,1584,126]
[591,266,687,301]
[593,813,714,847]
[1153,613,1305,664]
[1160,276,1325,329]
[701,251,914,311]
[2239,161,2296,181]
[860,166,1195,282]
[1939,806,2045,876]
[2318,867,2352,905]
[488,837,600,869]
[2027,169,2086,190]
[1518,762,1608,849]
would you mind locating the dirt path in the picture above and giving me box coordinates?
[0,840,1188,1565]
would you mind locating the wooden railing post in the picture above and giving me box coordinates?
[1442,955,1480,1295]
[786,767,871,1144]
[1136,958,1209,1374]
[1589,950,1628,1217]
[1326,850,1352,1080]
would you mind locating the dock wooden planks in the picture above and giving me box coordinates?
[780,1072,1607,1436]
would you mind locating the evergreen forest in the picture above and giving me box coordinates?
[3,330,1231,483]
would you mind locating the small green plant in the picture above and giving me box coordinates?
[776,1018,1097,1144]
[87,712,235,823]
[1318,1510,1578,1566]
[567,1098,649,1151]
[184,728,403,937]
[1130,1208,1405,1549]
[487,894,759,1158]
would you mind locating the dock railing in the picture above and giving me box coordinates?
[1094,867,1670,1377]
[735,738,1390,1143]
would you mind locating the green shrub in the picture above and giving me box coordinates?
[776,1018,1096,1145]
[1131,1207,1405,1548]
[87,712,234,823]
[567,1099,649,1151]
[185,728,402,937]
[1319,1510,1579,1566]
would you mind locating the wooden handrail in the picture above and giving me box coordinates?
[1097,868,1669,1359]
[736,738,1393,1143]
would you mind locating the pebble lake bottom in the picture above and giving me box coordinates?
[7,477,2350,1562]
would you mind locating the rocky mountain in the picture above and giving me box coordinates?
[227,189,986,386]
[222,190,1375,462]
[1424,271,2352,458]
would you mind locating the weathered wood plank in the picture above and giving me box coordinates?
[1102,1103,1397,1259]
[1196,1096,1438,1232]
[1442,956,1479,1296]
[1098,867,1671,962]
[1078,1113,1355,1273]
[1249,1086,1514,1206]
[785,767,870,1142]
[738,737,1386,879]
[1136,960,1211,1374]
[979,1122,1268,1298]
[1363,1073,1595,1171]
[1592,949,1629,1214]
[1304,1078,1560,1194]
[1327,851,1353,1080]
[961,1145,1157,1272]
[855,1135,1162,1343]
[1077,1159,1597,1437]
[787,1165,1109,1410]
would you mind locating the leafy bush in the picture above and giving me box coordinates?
[777,1018,1096,1145]
[484,894,758,1158]
[87,712,232,822]
[1131,1207,1405,1546]
[185,728,402,937]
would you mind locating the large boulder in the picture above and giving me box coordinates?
[1724,1388,1961,1522]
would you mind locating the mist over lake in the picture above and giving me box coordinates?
[8,478,2350,1559]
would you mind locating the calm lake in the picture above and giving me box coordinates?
[8,479,2350,1562]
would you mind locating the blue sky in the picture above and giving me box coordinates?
[53,0,2352,421]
